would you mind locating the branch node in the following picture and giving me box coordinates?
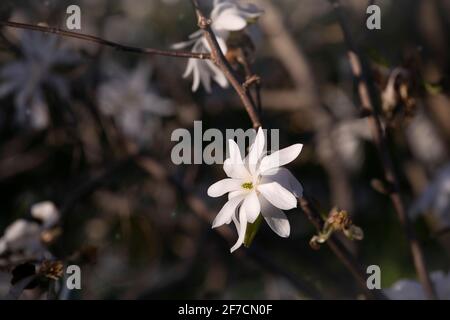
[243,75,261,89]
[198,16,212,29]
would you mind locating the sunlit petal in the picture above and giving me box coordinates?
[259,144,303,174]
[257,182,297,210]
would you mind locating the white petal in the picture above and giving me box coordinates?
[182,59,195,78]
[242,190,260,223]
[260,196,290,237]
[214,11,247,31]
[247,127,265,175]
[212,195,245,228]
[261,168,303,198]
[259,144,303,174]
[207,59,228,88]
[191,61,200,92]
[206,59,228,89]
[228,190,247,200]
[230,204,247,253]
[224,140,250,179]
[208,178,242,197]
[257,182,297,210]
[215,36,229,55]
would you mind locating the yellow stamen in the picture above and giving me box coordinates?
[241,182,253,190]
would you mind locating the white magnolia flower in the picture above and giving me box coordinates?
[98,62,174,146]
[384,271,450,300]
[0,31,79,129]
[207,128,303,252]
[172,0,263,92]
[0,201,60,265]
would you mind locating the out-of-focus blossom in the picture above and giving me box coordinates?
[207,128,303,252]
[321,87,371,171]
[332,120,367,171]
[0,201,60,265]
[406,112,447,170]
[98,63,174,146]
[384,271,450,300]
[172,0,263,92]
[0,31,79,129]
[410,163,450,226]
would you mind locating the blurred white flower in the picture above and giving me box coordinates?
[321,87,372,171]
[384,271,450,300]
[0,201,60,265]
[410,163,450,226]
[98,62,174,146]
[0,31,79,129]
[406,111,447,170]
[207,128,303,252]
[31,201,60,229]
[172,0,263,92]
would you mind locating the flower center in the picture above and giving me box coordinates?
[241,182,253,190]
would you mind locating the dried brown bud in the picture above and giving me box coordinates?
[309,207,364,249]
[38,260,64,280]
[326,208,352,231]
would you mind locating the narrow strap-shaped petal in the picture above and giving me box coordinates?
[206,59,228,88]
[260,196,290,237]
[230,204,247,253]
[191,61,200,92]
[247,127,265,175]
[259,144,303,174]
[212,195,245,228]
[242,190,260,223]
[257,181,297,210]
[207,178,242,197]
[224,140,250,179]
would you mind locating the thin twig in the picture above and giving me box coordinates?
[0,20,211,60]
[328,0,436,299]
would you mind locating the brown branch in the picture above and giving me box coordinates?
[0,20,211,60]
[190,0,261,129]
[328,0,436,299]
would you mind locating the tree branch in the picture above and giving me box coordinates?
[0,20,211,60]
[328,0,436,299]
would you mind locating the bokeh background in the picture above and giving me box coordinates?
[0,0,449,299]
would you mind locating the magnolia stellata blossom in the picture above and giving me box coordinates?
[0,31,79,129]
[0,201,60,265]
[384,271,450,300]
[207,128,303,252]
[172,0,263,92]
[98,62,174,146]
